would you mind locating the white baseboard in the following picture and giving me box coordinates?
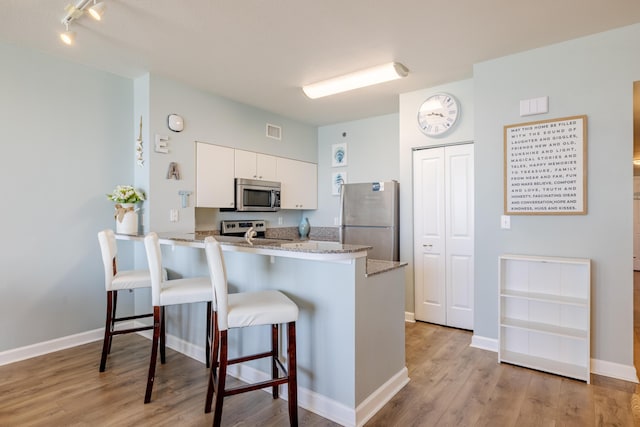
[470,334,498,352]
[355,367,409,427]
[468,335,639,384]
[405,312,416,323]
[591,358,639,383]
[136,326,207,364]
[0,328,103,367]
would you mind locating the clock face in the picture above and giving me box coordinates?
[417,93,460,136]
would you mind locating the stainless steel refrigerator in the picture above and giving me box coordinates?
[339,181,399,261]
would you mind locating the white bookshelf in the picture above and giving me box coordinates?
[498,254,591,383]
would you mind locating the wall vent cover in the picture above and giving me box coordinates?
[266,123,282,140]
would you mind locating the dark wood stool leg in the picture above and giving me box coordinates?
[271,324,279,399]
[205,314,219,413]
[107,290,118,353]
[160,306,166,364]
[212,330,228,427]
[144,306,162,404]
[206,301,212,368]
[99,290,114,372]
[287,322,298,427]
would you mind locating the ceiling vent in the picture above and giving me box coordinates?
[266,123,282,140]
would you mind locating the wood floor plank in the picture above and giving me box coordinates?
[514,371,562,427]
[433,348,503,426]
[473,363,532,427]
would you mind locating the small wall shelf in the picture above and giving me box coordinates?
[498,254,591,383]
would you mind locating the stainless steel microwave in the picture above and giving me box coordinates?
[235,178,281,212]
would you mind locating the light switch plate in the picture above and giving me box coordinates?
[519,96,549,116]
[501,215,511,229]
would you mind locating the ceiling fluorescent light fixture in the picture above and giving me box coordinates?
[302,62,409,99]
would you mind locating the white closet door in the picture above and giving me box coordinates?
[413,144,474,329]
[444,144,474,329]
[413,148,446,324]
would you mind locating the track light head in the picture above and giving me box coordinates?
[88,1,106,21]
[60,23,75,45]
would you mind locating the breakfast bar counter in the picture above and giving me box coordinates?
[118,231,408,426]
[117,231,406,275]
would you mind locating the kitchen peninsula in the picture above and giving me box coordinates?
[117,231,408,427]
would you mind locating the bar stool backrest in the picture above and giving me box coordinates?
[204,236,230,330]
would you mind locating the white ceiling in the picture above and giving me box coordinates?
[3,1,640,126]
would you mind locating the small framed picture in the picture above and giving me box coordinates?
[332,171,347,195]
[331,143,347,167]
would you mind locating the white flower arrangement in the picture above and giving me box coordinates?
[106,185,146,204]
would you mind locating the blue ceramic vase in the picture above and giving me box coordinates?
[299,217,310,238]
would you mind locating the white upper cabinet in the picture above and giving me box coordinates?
[196,142,235,208]
[234,150,277,181]
[277,157,317,210]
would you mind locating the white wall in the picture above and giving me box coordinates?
[0,42,133,352]
[474,24,639,372]
[309,114,399,227]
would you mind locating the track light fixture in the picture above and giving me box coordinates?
[59,0,107,45]
[302,62,409,99]
[60,23,75,45]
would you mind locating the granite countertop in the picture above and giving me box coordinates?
[116,230,407,274]
[155,231,372,255]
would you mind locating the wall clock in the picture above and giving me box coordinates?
[417,93,460,136]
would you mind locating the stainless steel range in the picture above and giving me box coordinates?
[220,220,266,237]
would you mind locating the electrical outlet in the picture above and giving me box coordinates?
[170,209,179,222]
[501,215,511,229]
[278,217,283,225]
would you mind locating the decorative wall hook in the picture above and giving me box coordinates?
[178,190,192,208]
[136,116,144,167]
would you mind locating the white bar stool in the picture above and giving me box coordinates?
[97,229,161,372]
[143,232,213,404]
[203,236,299,427]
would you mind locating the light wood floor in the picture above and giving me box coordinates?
[1,322,640,426]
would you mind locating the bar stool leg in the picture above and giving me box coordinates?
[145,306,162,404]
[108,290,118,353]
[99,290,114,372]
[287,322,298,427]
[205,314,219,414]
[212,330,228,427]
[206,301,212,368]
[159,306,166,364]
[271,324,279,399]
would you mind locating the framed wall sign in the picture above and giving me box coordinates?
[504,115,587,215]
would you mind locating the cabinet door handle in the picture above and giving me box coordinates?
[423,244,433,248]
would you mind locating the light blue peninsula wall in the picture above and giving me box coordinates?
[149,242,407,426]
